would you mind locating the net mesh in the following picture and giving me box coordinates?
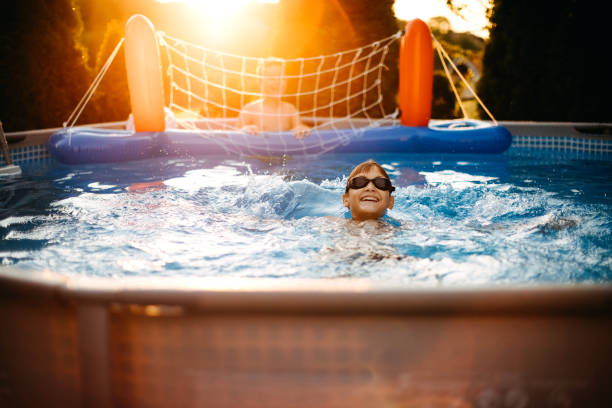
[157,31,402,154]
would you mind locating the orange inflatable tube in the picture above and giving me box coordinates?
[124,15,165,132]
[399,19,433,127]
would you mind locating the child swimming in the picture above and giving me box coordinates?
[237,58,310,139]
[343,159,395,221]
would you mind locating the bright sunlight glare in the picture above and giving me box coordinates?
[394,0,490,38]
[157,0,279,45]
[158,0,278,16]
[158,0,249,17]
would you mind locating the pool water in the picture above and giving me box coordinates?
[1,151,611,285]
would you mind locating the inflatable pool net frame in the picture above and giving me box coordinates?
[48,118,512,164]
[48,16,512,164]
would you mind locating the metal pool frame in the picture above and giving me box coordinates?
[1,121,612,407]
[1,271,611,407]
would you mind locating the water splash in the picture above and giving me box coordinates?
[1,154,610,285]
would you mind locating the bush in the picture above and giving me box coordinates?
[432,71,460,119]
[0,1,92,131]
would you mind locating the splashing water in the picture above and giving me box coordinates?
[1,152,610,286]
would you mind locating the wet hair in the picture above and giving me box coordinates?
[345,159,393,193]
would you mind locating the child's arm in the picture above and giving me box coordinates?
[290,105,310,139]
[237,104,259,134]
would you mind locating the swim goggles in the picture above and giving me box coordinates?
[345,176,395,193]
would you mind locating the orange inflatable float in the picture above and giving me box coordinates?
[124,14,165,132]
[399,19,434,127]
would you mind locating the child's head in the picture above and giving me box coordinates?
[257,57,286,98]
[342,160,395,221]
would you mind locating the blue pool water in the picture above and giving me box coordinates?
[1,151,611,285]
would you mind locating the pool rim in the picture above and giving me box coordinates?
[2,266,611,316]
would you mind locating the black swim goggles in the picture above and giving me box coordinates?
[345,176,395,193]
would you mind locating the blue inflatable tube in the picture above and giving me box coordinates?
[48,120,512,165]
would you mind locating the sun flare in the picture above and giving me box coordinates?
[157,0,278,46]
[158,0,278,17]
[394,0,491,38]
[180,0,250,18]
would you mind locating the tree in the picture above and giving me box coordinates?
[428,16,485,120]
[477,0,610,121]
[86,19,131,124]
[432,71,460,119]
[0,1,92,131]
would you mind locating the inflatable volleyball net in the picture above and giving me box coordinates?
[159,29,400,129]
[56,15,507,162]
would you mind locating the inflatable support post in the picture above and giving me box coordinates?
[125,15,165,132]
[399,19,434,127]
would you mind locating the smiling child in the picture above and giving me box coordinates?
[342,159,395,221]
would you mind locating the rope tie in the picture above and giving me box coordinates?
[64,37,125,129]
[433,35,497,124]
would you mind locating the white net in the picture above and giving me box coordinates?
[157,30,402,155]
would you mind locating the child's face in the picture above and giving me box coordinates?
[260,64,286,98]
[342,167,394,221]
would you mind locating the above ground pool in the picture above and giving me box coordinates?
[2,149,610,285]
[1,123,612,407]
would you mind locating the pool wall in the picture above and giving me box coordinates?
[1,271,611,407]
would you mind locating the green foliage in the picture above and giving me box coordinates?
[432,71,460,119]
[429,21,484,120]
[77,0,123,68]
[0,0,92,131]
[431,24,485,53]
[478,0,610,121]
[86,19,130,124]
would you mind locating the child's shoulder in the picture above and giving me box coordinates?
[242,99,264,111]
[281,100,298,113]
